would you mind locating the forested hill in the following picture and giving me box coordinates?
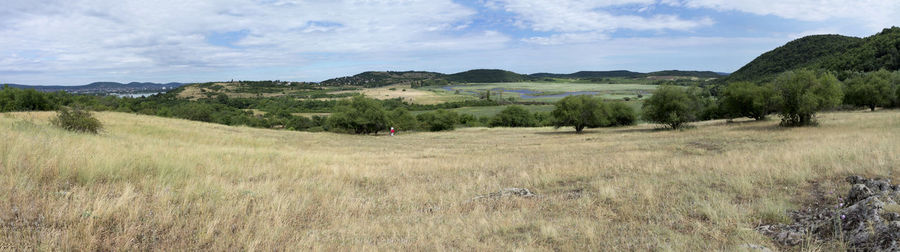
[4,82,185,93]
[529,70,643,79]
[446,69,527,83]
[725,27,900,83]
[319,71,445,88]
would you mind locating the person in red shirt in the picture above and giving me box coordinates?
[390,127,395,136]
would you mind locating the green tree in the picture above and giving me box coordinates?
[388,108,418,132]
[641,85,701,129]
[607,101,637,126]
[551,95,610,133]
[844,70,895,111]
[416,109,458,131]
[772,70,843,126]
[721,81,778,120]
[326,96,388,134]
[490,105,536,127]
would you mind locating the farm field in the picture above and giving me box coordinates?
[430,82,657,103]
[2,110,898,250]
[334,84,473,104]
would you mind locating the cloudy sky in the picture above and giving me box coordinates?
[2,0,899,85]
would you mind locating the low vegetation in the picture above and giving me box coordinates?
[2,110,898,250]
[50,106,103,134]
[551,95,636,133]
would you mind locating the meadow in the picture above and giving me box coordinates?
[2,110,899,250]
[430,82,657,103]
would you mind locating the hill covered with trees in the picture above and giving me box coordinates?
[726,27,900,82]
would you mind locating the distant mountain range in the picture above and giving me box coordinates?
[3,82,185,93]
[320,69,728,88]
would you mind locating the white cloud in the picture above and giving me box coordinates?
[0,0,508,84]
[487,0,713,33]
[673,0,900,30]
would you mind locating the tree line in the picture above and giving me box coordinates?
[3,68,898,134]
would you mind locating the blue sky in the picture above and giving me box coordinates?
[1,0,898,85]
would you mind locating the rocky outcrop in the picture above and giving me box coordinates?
[757,176,900,251]
[471,188,536,200]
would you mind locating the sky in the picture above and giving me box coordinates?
[2,0,899,85]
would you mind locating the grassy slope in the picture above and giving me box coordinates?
[2,111,899,250]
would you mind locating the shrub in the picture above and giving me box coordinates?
[721,81,778,120]
[607,101,637,126]
[772,70,843,126]
[551,95,634,133]
[641,85,701,129]
[51,107,103,134]
[326,96,388,134]
[388,108,418,131]
[490,105,536,127]
[416,109,458,131]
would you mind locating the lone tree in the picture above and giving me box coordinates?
[844,70,896,111]
[490,105,536,127]
[326,96,388,134]
[721,81,778,120]
[772,70,843,126]
[641,85,701,129]
[551,95,609,133]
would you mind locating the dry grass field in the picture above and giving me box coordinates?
[333,84,471,104]
[1,110,899,250]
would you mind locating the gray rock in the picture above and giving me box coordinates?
[757,176,900,251]
[471,187,536,200]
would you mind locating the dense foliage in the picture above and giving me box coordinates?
[551,95,636,133]
[417,109,459,132]
[725,35,862,82]
[720,81,778,120]
[772,70,843,126]
[0,85,57,111]
[326,96,389,134]
[843,70,898,111]
[726,27,900,83]
[641,85,703,129]
[490,106,536,127]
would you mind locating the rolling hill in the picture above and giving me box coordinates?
[4,82,185,93]
[725,27,900,82]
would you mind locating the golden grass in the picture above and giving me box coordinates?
[332,84,470,104]
[1,110,899,250]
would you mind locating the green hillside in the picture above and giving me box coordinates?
[647,70,725,78]
[819,27,900,72]
[725,27,900,83]
[725,34,862,82]
[319,71,446,88]
[446,69,527,83]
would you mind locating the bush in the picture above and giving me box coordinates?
[51,107,103,134]
[844,70,895,111]
[773,70,843,126]
[416,109,458,131]
[721,81,778,120]
[388,108,418,131]
[326,96,388,134]
[607,101,637,126]
[641,85,702,129]
[551,95,634,133]
[490,105,536,127]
